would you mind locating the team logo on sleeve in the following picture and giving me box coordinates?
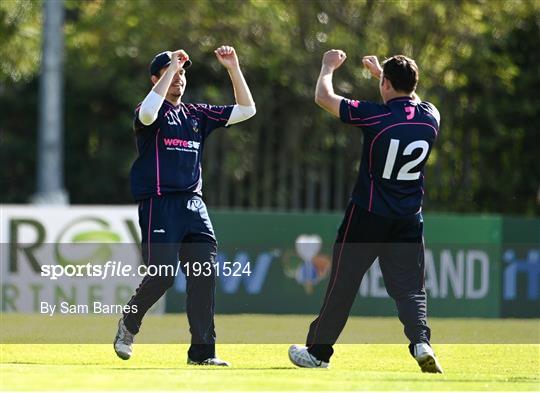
[190,118,199,133]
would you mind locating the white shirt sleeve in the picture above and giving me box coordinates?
[138,90,165,126]
[225,104,256,126]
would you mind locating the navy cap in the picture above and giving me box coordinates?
[149,51,192,76]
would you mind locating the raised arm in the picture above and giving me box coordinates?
[215,46,256,125]
[139,50,189,126]
[215,46,255,106]
[314,49,347,117]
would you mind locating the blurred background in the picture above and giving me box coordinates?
[1,0,539,325]
[1,0,539,214]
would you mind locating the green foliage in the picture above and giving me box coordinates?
[1,0,538,214]
[0,0,41,82]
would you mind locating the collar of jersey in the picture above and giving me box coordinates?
[386,96,414,104]
[163,100,182,109]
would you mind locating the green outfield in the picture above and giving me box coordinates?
[0,315,539,391]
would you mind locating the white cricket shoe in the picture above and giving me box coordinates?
[288,345,329,368]
[413,343,443,373]
[187,357,230,366]
[113,318,134,360]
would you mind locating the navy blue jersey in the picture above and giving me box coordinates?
[130,100,233,201]
[340,97,440,218]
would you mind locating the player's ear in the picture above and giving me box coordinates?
[382,76,393,91]
[150,75,159,85]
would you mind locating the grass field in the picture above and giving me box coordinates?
[1,315,539,391]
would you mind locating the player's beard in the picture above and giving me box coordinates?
[169,87,183,100]
[171,85,183,99]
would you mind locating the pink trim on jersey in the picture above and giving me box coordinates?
[361,112,392,121]
[348,104,391,121]
[349,121,382,127]
[147,198,153,264]
[206,114,228,122]
[188,105,230,122]
[198,105,226,114]
[155,129,161,196]
[369,179,374,211]
[194,163,203,194]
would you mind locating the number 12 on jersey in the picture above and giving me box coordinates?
[382,139,429,181]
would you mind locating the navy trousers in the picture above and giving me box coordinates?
[307,202,431,363]
[123,193,217,361]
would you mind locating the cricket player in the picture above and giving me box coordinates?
[114,46,255,366]
[288,50,443,373]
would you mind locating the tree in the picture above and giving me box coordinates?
[1,0,538,215]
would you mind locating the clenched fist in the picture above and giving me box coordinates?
[169,50,190,72]
[215,46,239,70]
[322,49,347,70]
[362,55,382,79]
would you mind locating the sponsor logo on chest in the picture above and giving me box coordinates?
[163,138,200,150]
